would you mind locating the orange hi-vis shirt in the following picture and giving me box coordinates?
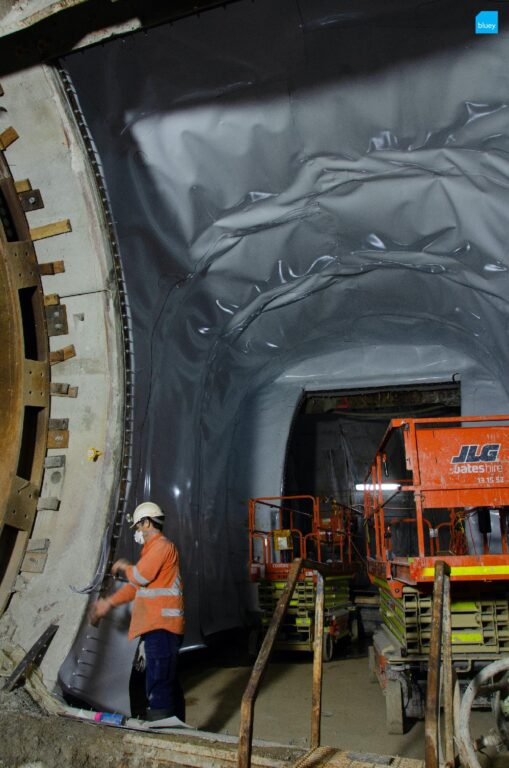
[109,533,184,640]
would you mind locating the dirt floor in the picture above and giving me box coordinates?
[0,633,505,767]
[179,635,495,759]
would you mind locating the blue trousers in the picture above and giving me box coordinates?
[143,629,184,720]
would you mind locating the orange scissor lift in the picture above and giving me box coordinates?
[249,495,357,660]
[364,415,509,733]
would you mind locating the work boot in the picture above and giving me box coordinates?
[145,708,173,721]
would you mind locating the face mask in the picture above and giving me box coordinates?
[134,529,145,545]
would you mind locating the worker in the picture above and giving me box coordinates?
[89,501,185,721]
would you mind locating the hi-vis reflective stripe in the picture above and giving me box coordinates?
[133,565,150,586]
[421,566,509,578]
[161,608,184,617]
[138,585,183,598]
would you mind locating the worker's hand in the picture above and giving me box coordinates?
[111,558,131,576]
[89,597,112,627]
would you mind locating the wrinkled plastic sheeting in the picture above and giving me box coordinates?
[60,0,509,708]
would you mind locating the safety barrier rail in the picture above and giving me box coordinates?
[249,496,353,576]
[238,557,336,768]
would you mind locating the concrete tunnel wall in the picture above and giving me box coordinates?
[1,0,509,717]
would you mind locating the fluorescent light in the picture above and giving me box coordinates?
[355,483,401,492]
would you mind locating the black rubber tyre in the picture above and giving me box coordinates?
[322,632,335,662]
[386,678,405,734]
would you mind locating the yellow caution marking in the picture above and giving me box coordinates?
[421,566,509,578]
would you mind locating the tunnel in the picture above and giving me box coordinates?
[1,0,509,761]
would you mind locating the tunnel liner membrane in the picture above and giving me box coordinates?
[59,0,509,713]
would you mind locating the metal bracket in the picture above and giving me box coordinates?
[2,624,58,692]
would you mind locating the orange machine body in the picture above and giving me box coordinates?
[248,495,355,582]
[364,415,509,597]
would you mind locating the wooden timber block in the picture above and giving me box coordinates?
[44,455,66,469]
[14,179,32,193]
[49,418,69,431]
[30,219,72,241]
[26,539,49,553]
[0,127,18,150]
[44,294,60,306]
[36,497,60,512]
[21,539,50,574]
[50,383,69,396]
[50,345,76,365]
[50,383,78,398]
[20,553,48,574]
[47,429,69,450]
[39,260,65,276]
[45,303,68,336]
[48,418,69,447]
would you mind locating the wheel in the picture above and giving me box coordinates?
[386,678,405,734]
[368,645,377,683]
[322,632,334,662]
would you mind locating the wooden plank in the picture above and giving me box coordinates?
[0,126,19,150]
[30,219,72,241]
[39,260,65,276]
[44,293,60,306]
[14,179,32,193]
[50,344,76,365]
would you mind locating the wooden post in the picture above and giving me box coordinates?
[237,558,303,768]
[311,572,325,749]
[424,560,451,768]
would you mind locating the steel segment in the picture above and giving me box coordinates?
[0,152,50,614]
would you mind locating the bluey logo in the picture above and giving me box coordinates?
[475,11,498,34]
[451,444,501,464]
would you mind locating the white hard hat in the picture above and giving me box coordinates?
[131,501,164,528]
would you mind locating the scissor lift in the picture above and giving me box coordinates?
[363,415,509,732]
[249,495,357,660]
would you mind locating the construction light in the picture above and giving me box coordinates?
[355,483,401,491]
